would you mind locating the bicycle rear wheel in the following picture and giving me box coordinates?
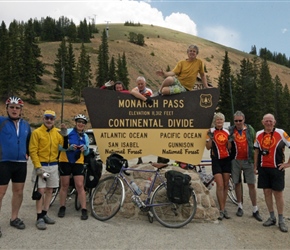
[228,177,238,205]
[151,183,197,228]
[75,192,81,211]
[90,175,124,221]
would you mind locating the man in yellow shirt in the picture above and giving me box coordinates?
[29,110,65,230]
[156,45,209,95]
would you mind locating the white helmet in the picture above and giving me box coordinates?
[74,114,88,123]
[6,96,24,107]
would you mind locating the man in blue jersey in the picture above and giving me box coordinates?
[0,97,31,237]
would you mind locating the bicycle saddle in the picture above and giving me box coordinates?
[150,162,168,169]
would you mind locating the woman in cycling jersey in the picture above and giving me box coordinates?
[206,112,232,220]
[58,114,90,220]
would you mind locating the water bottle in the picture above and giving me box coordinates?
[131,195,144,208]
[130,180,142,196]
[143,178,151,195]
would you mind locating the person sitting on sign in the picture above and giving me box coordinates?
[100,80,130,94]
[156,44,210,95]
[130,76,153,105]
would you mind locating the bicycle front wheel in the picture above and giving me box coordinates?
[50,187,59,206]
[151,183,197,228]
[228,177,238,205]
[90,175,124,221]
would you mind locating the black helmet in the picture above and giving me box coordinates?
[106,153,128,174]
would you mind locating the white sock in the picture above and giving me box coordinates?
[253,206,258,213]
[238,203,243,209]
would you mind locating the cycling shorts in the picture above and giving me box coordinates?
[58,162,85,176]
[0,161,27,185]
[211,157,231,175]
[258,167,285,191]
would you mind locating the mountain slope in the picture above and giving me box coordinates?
[18,24,290,126]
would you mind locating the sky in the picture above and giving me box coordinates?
[0,0,290,58]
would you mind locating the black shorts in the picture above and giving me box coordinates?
[211,157,231,175]
[0,161,27,185]
[58,162,85,176]
[258,167,285,191]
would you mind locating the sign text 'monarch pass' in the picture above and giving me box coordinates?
[83,87,219,164]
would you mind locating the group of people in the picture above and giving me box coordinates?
[2,43,289,237]
[206,111,289,233]
[0,96,91,235]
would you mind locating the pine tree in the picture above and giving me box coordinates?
[217,51,234,122]
[22,19,44,100]
[0,21,12,98]
[53,39,68,91]
[96,29,109,87]
[282,84,290,134]
[7,20,24,96]
[77,19,91,43]
[41,16,56,41]
[116,53,129,89]
[257,59,275,116]
[273,75,284,128]
[108,56,116,81]
[121,52,130,88]
[72,43,92,102]
[234,58,259,128]
[66,41,76,89]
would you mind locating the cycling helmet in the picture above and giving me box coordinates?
[74,114,88,123]
[6,96,24,107]
[106,153,128,174]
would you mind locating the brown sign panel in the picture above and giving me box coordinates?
[83,87,219,164]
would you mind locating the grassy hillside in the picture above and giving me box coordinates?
[13,23,290,127]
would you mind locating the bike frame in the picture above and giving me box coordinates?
[109,162,169,208]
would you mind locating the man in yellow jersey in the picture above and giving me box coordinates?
[156,45,209,95]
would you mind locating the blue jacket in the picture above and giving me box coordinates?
[0,116,31,162]
[59,127,89,164]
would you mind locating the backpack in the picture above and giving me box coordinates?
[165,170,192,204]
[84,148,103,188]
[106,153,128,174]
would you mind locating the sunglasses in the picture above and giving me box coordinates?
[9,106,21,110]
[44,116,55,121]
[77,120,86,124]
[234,120,243,122]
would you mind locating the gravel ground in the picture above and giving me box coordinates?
[0,152,290,249]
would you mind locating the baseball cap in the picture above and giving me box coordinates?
[44,110,56,117]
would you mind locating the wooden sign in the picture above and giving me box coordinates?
[83,87,219,164]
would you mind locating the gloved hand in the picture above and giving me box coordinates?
[69,144,76,151]
[207,130,214,139]
[59,127,68,136]
[228,134,235,142]
[35,167,45,177]
[145,97,153,105]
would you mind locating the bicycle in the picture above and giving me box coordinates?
[90,161,197,228]
[178,160,238,205]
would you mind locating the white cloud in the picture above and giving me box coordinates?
[0,0,197,36]
[202,25,241,50]
[282,28,288,34]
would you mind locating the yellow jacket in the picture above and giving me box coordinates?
[29,124,64,169]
